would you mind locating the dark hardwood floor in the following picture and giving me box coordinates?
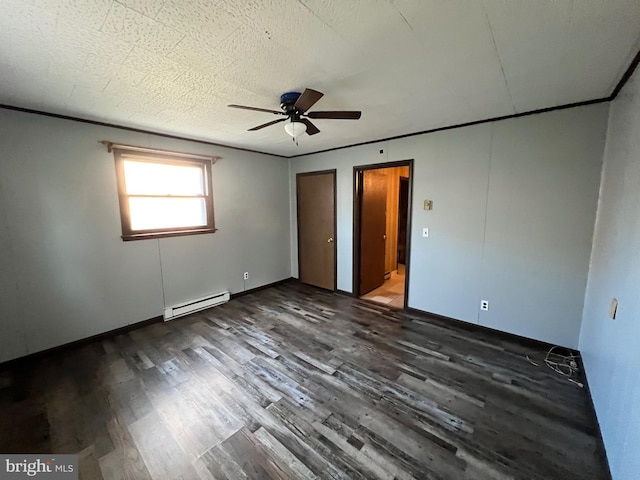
[0,281,609,479]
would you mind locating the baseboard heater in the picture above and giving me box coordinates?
[163,291,230,321]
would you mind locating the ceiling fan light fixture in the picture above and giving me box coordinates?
[230,88,360,137]
[284,121,307,138]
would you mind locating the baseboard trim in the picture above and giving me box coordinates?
[230,277,294,299]
[0,316,163,371]
[403,306,575,353]
[0,278,295,370]
[576,356,613,480]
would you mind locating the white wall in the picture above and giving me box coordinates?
[480,111,606,345]
[290,104,609,348]
[580,69,640,480]
[0,109,290,363]
[0,101,614,362]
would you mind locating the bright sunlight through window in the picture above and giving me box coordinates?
[124,161,207,230]
[111,145,216,240]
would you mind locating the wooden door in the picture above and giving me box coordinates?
[360,169,387,295]
[297,171,336,290]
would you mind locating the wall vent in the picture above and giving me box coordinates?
[163,291,230,321]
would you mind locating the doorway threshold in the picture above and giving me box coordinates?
[361,264,405,308]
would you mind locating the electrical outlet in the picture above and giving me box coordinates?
[480,300,489,311]
[243,272,249,280]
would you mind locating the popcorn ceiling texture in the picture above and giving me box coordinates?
[0,0,639,156]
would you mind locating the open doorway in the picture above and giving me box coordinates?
[353,160,413,308]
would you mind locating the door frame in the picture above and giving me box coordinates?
[296,169,337,291]
[353,160,414,306]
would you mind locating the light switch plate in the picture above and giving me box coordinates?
[423,200,432,210]
[422,228,429,237]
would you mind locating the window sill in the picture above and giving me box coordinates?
[121,228,217,241]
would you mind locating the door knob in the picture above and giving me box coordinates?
[383,234,387,240]
[327,237,334,243]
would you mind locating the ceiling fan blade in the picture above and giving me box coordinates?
[294,88,324,113]
[301,118,320,135]
[228,104,285,115]
[248,118,287,131]
[306,111,362,120]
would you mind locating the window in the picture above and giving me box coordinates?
[110,143,218,240]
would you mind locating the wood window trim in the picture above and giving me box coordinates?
[101,141,221,163]
[109,144,218,241]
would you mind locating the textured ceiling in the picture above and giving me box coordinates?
[1,0,639,157]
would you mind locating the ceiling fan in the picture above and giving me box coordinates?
[228,88,361,139]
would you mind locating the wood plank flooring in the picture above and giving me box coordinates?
[0,281,609,479]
